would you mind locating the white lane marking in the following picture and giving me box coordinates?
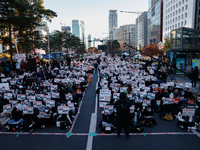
[192,130,200,138]
[86,113,95,150]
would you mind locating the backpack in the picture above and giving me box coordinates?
[7,123,21,132]
[164,113,173,121]
[130,123,144,133]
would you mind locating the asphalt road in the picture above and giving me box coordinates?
[1,72,200,150]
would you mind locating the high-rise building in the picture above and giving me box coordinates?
[35,21,48,37]
[61,26,71,33]
[162,0,196,41]
[147,0,163,45]
[195,0,200,30]
[72,20,80,38]
[115,24,136,51]
[88,34,91,48]
[109,10,118,40]
[136,12,148,48]
[80,21,85,43]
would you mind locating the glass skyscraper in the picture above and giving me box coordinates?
[109,10,118,40]
[72,20,80,38]
[147,0,163,45]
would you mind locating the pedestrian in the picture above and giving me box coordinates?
[114,92,132,140]
[191,66,199,88]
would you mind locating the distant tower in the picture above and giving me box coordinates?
[88,34,91,48]
[109,10,118,40]
[72,20,80,38]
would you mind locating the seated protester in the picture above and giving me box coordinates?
[99,110,116,133]
[134,94,142,111]
[161,89,170,98]
[177,106,195,129]
[168,86,174,94]
[75,84,83,100]
[173,88,181,98]
[155,89,162,100]
[139,107,157,126]
[56,103,73,129]
[38,106,53,128]
[8,103,24,125]
[184,88,194,99]
[127,84,132,94]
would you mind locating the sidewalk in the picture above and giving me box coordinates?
[172,74,200,96]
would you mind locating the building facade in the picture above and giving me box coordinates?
[109,10,118,40]
[147,0,163,45]
[163,0,196,41]
[136,11,148,48]
[80,21,85,44]
[87,34,91,48]
[61,26,71,33]
[115,24,136,51]
[195,0,200,30]
[72,20,80,38]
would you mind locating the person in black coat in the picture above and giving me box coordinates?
[191,66,199,88]
[114,92,132,139]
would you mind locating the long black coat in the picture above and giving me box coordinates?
[114,98,132,126]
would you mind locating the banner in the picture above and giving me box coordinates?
[176,58,185,74]
[14,54,26,63]
[192,59,200,69]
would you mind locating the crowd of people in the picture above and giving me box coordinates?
[97,56,200,139]
[0,56,97,132]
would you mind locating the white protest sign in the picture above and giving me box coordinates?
[27,96,36,102]
[17,94,26,100]
[58,106,69,114]
[182,108,195,116]
[46,100,55,107]
[52,92,59,99]
[99,102,107,107]
[33,101,42,108]
[3,104,12,112]
[65,94,73,100]
[43,95,51,101]
[23,107,34,114]
[4,93,12,100]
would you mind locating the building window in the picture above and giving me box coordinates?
[179,2,181,6]
[175,17,177,21]
[185,13,187,17]
[170,26,171,30]
[179,9,181,13]
[182,7,184,11]
[182,0,184,4]
[170,13,172,17]
[175,24,177,28]
[173,5,175,9]
[176,3,178,8]
[185,5,188,10]
[173,25,174,29]
[173,18,174,22]
[182,14,184,19]
[166,22,167,25]
[185,20,187,25]
[181,22,183,26]
[178,16,180,20]
[176,10,178,14]
[178,23,180,27]
[173,12,175,16]
[168,21,169,24]
[166,10,168,13]
[166,16,167,19]
[170,20,172,23]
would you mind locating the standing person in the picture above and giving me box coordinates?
[191,66,199,88]
[15,60,21,75]
[67,56,71,68]
[114,92,132,140]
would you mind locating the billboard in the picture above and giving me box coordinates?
[176,58,185,74]
[98,45,107,51]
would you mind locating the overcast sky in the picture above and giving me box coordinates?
[43,0,148,44]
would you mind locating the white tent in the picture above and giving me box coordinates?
[123,52,129,56]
